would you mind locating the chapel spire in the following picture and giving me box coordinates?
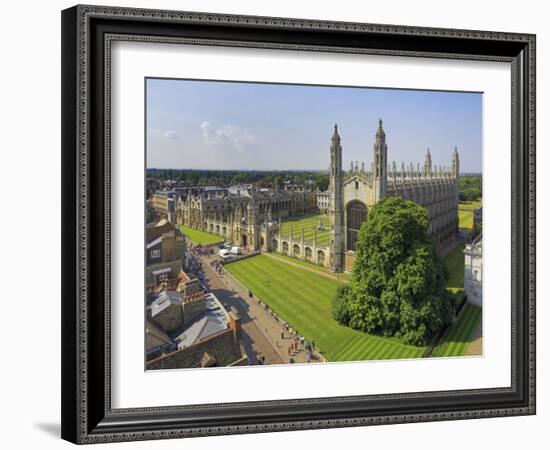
[329,123,344,272]
[424,147,432,177]
[373,119,387,201]
[451,146,460,178]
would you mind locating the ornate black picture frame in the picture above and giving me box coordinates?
[61,4,536,444]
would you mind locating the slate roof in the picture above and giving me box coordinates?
[146,236,162,249]
[150,290,183,317]
[145,320,172,351]
[174,311,228,349]
[146,329,245,370]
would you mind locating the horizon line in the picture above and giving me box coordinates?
[146,167,482,175]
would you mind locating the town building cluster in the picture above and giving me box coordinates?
[145,218,247,369]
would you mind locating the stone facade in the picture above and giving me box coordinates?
[175,187,317,253]
[172,120,459,273]
[329,120,459,271]
[145,218,187,287]
[317,191,330,214]
[464,234,482,306]
[146,219,186,265]
[150,291,185,334]
[473,206,483,236]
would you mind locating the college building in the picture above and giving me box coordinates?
[173,120,460,272]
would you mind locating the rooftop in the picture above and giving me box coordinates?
[175,292,229,348]
[150,290,183,317]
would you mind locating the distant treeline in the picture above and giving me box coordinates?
[148,168,330,191]
[459,175,482,202]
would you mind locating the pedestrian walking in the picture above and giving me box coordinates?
[280,327,285,340]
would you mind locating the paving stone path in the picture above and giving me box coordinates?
[194,250,321,365]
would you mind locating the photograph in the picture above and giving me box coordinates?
[144,79,483,370]
[57,3,536,444]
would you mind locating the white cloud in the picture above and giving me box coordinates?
[200,121,256,150]
[162,130,179,140]
[148,128,179,140]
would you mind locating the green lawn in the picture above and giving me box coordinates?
[280,214,330,247]
[443,243,465,290]
[432,304,482,357]
[443,242,466,306]
[458,199,482,230]
[226,255,425,362]
[268,253,352,282]
[179,225,223,246]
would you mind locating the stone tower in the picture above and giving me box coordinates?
[451,146,460,178]
[246,194,258,251]
[329,124,344,272]
[424,147,432,177]
[451,146,460,234]
[373,119,388,202]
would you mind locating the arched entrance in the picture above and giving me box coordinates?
[317,250,325,265]
[346,201,368,251]
[241,234,248,247]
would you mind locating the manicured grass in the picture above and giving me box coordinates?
[443,243,465,290]
[432,304,482,357]
[459,199,482,210]
[458,199,482,230]
[179,225,223,246]
[280,214,330,247]
[226,255,425,362]
[443,242,466,305]
[267,253,352,281]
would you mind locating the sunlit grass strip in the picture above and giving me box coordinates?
[431,304,481,357]
[267,252,352,282]
[443,243,465,290]
[280,214,330,247]
[458,199,482,230]
[179,225,223,245]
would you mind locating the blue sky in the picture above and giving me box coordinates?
[146,78,482,173]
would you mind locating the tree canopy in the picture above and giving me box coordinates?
[459,175,482,202]
[147,168,329,191]
[332,197,454,346]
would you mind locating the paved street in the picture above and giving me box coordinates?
[189,246,321,365]
[194,251,283,365]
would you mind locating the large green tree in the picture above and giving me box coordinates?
[332,197,454,346]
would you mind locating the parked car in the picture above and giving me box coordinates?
[218,249,232,261]
[230,246,242,255]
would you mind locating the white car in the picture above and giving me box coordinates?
[230,246,242,255]
[218,249,232,261]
